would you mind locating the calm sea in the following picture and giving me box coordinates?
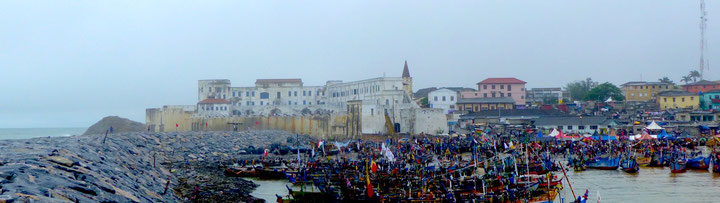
[0,128,86,140]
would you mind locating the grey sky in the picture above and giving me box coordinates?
[1,1,718,128]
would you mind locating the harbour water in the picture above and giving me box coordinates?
[0,128,86,140]
[248,165,720,202]
[561,166,720,202]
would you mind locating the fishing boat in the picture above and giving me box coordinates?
[285,185,337,202]
[571,158,586,171]
[620,158,639,173]
[635,156,651,167]
[686,155,710,170]
[256,167,288,179]
[670,159,687,173]
[586,156,620,170]
[224,165,257,177]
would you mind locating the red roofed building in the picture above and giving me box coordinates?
[198,98,231,117]
[462,77,527,106]
[682,80,720,94]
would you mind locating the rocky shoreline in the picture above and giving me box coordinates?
[0,131,310,202]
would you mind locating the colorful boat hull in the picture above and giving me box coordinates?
[670,160,687,173]
[586,156,620,170]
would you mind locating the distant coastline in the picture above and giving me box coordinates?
[0,127,86,140]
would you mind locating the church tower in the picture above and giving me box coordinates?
[402,60,413,98]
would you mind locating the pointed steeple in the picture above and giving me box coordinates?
[402,60,410,78]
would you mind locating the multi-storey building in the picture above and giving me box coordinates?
[463,78,526,106]
[526,88,569,104]
[620,81,673,102]
[682,80,720,94]
[428,88,461,114]
[657,90,699,110]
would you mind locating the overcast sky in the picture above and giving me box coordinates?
[1,1,718,128]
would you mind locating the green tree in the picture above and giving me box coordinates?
[658,77,673,84]
[419,97,429,108]
[584,82,625,101]
[566,78,597,101]
[689,70,701,82]
[681,75,693,84]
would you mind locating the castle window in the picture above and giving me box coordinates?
[260,92,269,99]
[442,96,446,101]
[508,85,512,91]
[500,85,504,89]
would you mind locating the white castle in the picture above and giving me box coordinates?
[147,61,447,136]
[196,61,415,117]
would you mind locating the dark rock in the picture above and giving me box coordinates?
[83,116,145,135]
[69,185,97,196]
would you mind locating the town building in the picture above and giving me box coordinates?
[197,99,231,117]
[620,81,674,102]
[457,97,515,112]
[149,62,449,137]
[463,78,527,106]
[675,110,717,122]
[525,88,569,105]
[657,90,699,110]
[701,90,720,110]
[533,116,618,134]
[682,80,720,94]
[458,109,566,126]
[428,88,461,114]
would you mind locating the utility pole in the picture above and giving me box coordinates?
[700,0,709,79]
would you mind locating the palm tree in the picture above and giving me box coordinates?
[689,70,701,82]
[681,76,693,84]
[658,77,673,84]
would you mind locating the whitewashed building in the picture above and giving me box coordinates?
[197,99,231,117]
[428,88,460,114]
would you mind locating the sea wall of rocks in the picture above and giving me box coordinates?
[0,131,309,202]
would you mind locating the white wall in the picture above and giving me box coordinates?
[428,89,459,114]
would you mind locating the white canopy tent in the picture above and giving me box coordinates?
[645,121,664,130]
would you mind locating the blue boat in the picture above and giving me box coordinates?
[620,158,639,173]
[670,159,687,173]
[686,156,710,170]
[586,156,620,170]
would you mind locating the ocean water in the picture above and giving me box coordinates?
[0,128,86,140]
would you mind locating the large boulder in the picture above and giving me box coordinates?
[83,116,145,135]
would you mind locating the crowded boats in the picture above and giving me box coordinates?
[223,124,720,202]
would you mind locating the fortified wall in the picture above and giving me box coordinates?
[146,106,358,139]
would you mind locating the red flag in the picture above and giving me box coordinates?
[205,122,208,127]
[263,149,269,158]
[176,123,179,127]
[371,160,378,173]
[366,181,373,198]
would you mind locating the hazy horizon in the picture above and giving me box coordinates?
[1,1,718,128]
